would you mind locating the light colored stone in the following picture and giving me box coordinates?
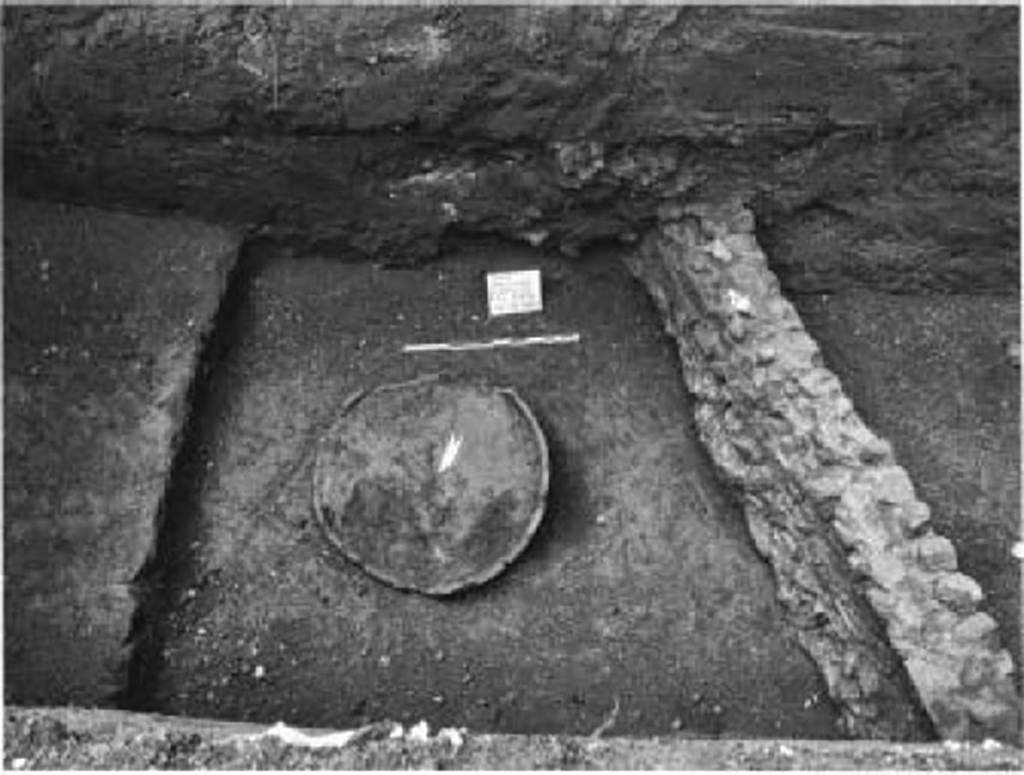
[959,654,989,690]
[921,607,959,647]
[725,316,747,341]
[989,649,1016,681]
[865,550,907,591]
[836,480,876,520]
[723,232,761,259]
[843,423,893,463]
[709,237,732,261]
[913,534,958,572]
[870,466,915,504]
[805,466,854,500]
[953,612,998,644]
[934,573,983,612]
[904,654,958,703]
[962,693,1018,728]
[866,586,895,616]
[726,287,752,314]
[897,500,931,534]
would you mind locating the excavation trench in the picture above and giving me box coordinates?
[4,6,1021,763]
[116,233,852,738]
[6,193,1016,746]
[109,204,1021,743]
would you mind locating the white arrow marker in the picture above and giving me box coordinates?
[438,432,463,472]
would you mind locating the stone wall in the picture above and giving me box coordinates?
[624,201,1020,743]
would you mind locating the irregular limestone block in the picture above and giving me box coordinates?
[3,198,239,705]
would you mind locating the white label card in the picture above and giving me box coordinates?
[486,270,543,317]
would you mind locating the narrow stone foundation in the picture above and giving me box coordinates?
[624,200,1020,743]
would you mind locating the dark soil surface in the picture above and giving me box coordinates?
[2,198,238,706]
[146,239,841,738]
[793,289,1021,685]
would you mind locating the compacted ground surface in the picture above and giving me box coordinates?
[793,289,1021,683]
[146,238,841,738]
[2,198,238,706]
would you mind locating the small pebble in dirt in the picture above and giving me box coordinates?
[1006,340,1021,367]
[433,694,445,704]
[11,758,27,769]
[253,664,266,679]
[435,649,445,661]
[185,588,197,599]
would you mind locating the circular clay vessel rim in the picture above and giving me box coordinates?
[311,374,550,596]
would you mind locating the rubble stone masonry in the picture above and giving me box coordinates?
[624,199,1020,743]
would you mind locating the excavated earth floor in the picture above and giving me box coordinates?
[141,237,840,738]
[4,201,1020,766]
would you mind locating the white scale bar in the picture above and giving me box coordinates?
[402,332,580,353]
